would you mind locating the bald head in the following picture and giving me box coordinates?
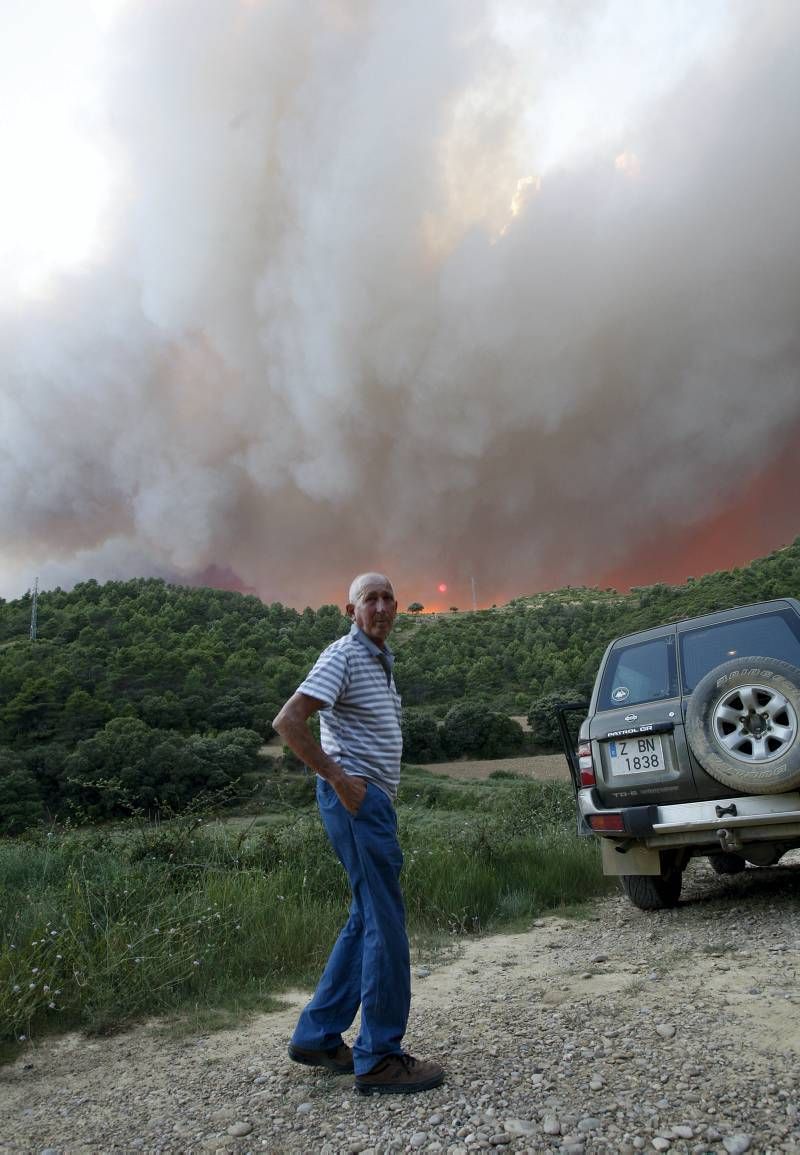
[348,572,394,606]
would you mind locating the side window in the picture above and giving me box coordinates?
[680,610,800,692]
[598,636,677,709]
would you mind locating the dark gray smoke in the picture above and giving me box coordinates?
[2,1,799,609]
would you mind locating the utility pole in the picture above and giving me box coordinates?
[471,576,477,612]
[30,577,38,641]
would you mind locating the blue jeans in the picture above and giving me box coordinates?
[291,777,411,1075]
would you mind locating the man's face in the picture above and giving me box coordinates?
[347,576,397,645]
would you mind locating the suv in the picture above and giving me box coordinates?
[559,598,800,910]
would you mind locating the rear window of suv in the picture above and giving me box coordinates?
[679,608,800,692]
[597,635,678,710]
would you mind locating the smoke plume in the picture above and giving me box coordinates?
[2,0,800,610]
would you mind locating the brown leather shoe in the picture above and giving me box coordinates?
[355,1052,445,1095]
[287,1042,354,1074]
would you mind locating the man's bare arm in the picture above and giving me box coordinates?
[272,692,367,815]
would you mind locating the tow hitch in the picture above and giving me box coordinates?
[717,827,744,852]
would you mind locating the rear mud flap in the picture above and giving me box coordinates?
[601,839,661,876]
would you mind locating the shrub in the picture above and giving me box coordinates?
[440,702,524,759]
[401,711,442,763]
[61,720,263,820]
[0,750,43,835]
[527,689,588,750]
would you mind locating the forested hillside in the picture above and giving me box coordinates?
[1,539,799,829]
[394,538,800,712]
[0,582,347,827]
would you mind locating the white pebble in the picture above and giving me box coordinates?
[578,1116,601,1132]
[723,1137,752,1155]
[503,1118,536,1135]
[227,1121,253,1137]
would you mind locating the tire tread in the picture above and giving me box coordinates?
[620,870,682,910]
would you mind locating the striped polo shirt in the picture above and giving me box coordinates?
[297,624,402,799]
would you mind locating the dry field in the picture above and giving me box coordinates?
[426,753,571,783]
[260,738,573,783]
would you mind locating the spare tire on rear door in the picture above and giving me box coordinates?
[686,657,800,794]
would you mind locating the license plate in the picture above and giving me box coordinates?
[606,733,665,775]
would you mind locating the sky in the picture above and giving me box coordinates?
[2,0,799,611]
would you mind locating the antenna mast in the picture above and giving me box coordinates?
[30,577,39,641]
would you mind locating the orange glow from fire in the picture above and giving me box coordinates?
[196,432,799,611]
[598,434,800,592]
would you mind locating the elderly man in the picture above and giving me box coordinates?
[273,572,444,1096]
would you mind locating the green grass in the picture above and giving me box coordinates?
[0,770,613,1053]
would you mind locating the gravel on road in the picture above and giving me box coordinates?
[2,859,799,1155]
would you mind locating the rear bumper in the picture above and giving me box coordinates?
[578,788,800,851]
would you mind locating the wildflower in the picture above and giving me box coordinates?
[43,985,50,993]
[193,959,201,966]
[56,954,62,960]
[31,967,39,974]
[50,930,58,937]
[48,1002,56,1009]
[18,1035,26,1042]
[29,983,36,989]
[12,985,20,993]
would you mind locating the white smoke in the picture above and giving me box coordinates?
[2,0,799,608]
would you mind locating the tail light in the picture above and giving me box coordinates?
[588,813,625,832]
[578,742,595,786]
